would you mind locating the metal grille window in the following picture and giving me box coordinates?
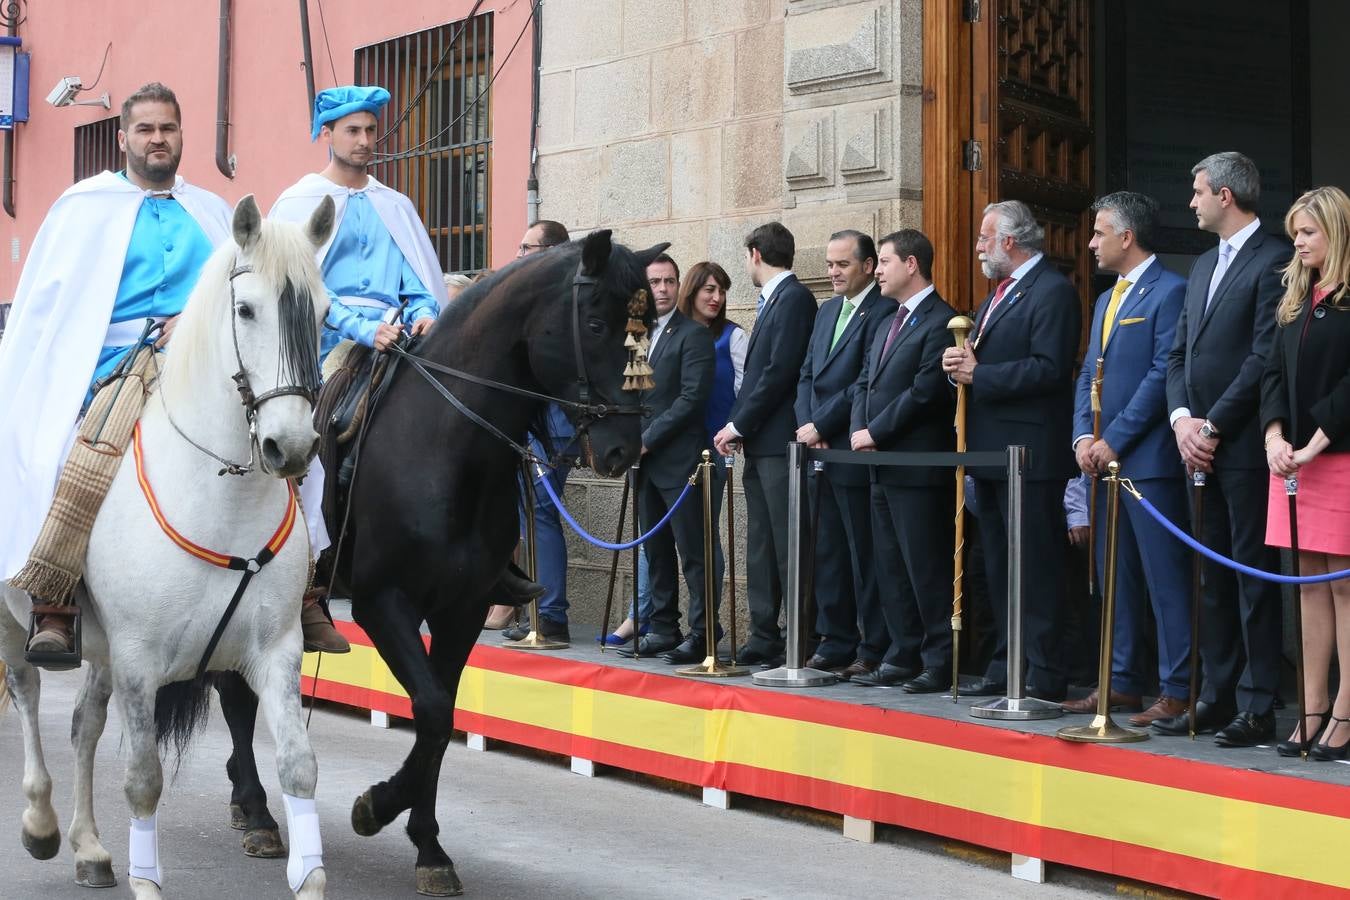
[73,116,124,182]
[356,13,493,275]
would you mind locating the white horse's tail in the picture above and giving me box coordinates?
[0,661,9,713]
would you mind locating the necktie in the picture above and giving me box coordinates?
[880,307,910,358]
[756,292,768,318]
[976,277,1015,341]
[1205,242,1233,311]
[829,299,855,351]
[1101,279,1132,348]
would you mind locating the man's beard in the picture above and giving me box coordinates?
[980,244,1011,280]
[128,146,181,183]
[333,148,371,171]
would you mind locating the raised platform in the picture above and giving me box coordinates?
[302,615,1350,898]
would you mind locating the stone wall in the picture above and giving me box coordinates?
[533,0,924,634]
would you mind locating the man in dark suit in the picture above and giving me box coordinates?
[617,254,717,660]
[794,230,895,677]
[942,200,1082,702]
[1064,192,1192,726]
[1157,152,1290,747]
[713,222,818,664]
[850,229,957,690]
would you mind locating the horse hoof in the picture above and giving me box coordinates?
[242,827,287,858]
[75,857,117,888]
[229,802,247,830]
[21,827,60,860]
[415,865,463,896]
[350,790,382,837]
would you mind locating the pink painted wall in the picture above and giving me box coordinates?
[0,0,534,300]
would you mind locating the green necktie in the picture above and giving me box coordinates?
[830,299,855,351]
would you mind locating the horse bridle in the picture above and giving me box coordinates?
[156,262,320,477]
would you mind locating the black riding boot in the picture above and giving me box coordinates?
[496,562,547,606]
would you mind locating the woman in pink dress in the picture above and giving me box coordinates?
[1262,185,1350,760]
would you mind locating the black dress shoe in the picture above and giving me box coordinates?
[902,667,952,694]
[735,645,780,666]
[502,617,570,642]
[805,654,850,672]
[852,663,918,687]
[615,633,680,658]
[661,638,707,665]
[1151,699,1235,737]
[1027,683,1068,703]
[1214,711,1276,748]
[963,676,1007,697]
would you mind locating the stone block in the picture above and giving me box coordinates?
[599,137,670,223]
[838,100,891,184]
[784,109,834,190]
[781,205,888,294]
[722,118,784,211]
[686,0,772,38]
[671,128,722,220]
[897,0,924,87]
[575,56,651,144]
[537,149,601,231]
[613,220,708,269]
[785,3,890,94]
[652,35,735,130]
[733,19,784,117]
[541,0,623,69]
[537,71,574,149]
[623,0,687,53]
[706,213,769,312]
[896,90,923,192]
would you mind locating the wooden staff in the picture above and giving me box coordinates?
[1187,470,1205,739]
[597,471,631,654]
[948,315,974,700]
[1088,356,1104,596]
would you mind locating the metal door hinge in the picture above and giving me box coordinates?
[963,0,981,23]
[962,139,983,172]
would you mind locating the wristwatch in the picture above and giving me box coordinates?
[1199,420,1219,439]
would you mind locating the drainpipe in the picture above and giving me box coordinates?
[3,13,17,217]
[298,0,316,112]
[215,0,235,178]
[525,0,542,225]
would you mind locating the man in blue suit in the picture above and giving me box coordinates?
[1063,192,1192,726]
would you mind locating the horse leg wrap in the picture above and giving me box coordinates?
[283,793,324,892]
[128,814,162,886]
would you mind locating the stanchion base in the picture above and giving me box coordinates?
[501,632,569,651]
[969,695,1063,721]
[752,665,838,687]
[675,656,752,678]
[1057,716,1150,743]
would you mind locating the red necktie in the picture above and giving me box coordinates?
[881,307,910,358]
[976,277,1015,341]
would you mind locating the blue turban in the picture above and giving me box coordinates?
[311,85,391,141]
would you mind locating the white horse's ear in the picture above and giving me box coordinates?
[306,195,336,249]
[233,195,262,251]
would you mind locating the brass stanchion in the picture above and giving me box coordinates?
[725,454,740,665]
[1087,356,1104,597]
[1187,470,1205,739]
[503,465,568,651]
[678,452,749,678]
[597,471,631,654]
[1287,476,1309,759]
[948,315,973,700]
[1058,461,1148,743]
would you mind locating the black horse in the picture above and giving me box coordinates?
[218,229,668,894]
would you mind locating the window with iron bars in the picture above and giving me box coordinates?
[73,115,125,182]
[356,13,493,275]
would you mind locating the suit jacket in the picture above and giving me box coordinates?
[967,256,1081,481]
[1165,228,1291,470]
[640,310,715,488]
[1261,289,1350,452]
[730,272,818,457]
[851,291,958,487]
[795,283,896,485]
[1072,259,1186,481]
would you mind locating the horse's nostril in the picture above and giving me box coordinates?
[261,437,284,469]
[605,446,628,475]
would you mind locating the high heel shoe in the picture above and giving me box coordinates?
[1276,709,1330,757]
[1310,714,1350,761]
[599,624,649,647]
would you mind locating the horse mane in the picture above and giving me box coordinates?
[159,220,326,409]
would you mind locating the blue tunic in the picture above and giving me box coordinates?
[704,325,738,448]
[320,191,438,359]
[88,176,213,397]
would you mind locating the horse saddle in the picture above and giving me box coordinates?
[313,342,397,537]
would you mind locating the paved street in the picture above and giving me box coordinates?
[2,671,1107,899]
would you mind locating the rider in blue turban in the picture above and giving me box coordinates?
[310,85,391,141]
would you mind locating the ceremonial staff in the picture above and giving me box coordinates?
[948,315,974,699]
[1187,470,1205,739]
[597,472,631,654]
[1088,356,1104,596]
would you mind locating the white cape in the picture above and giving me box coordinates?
[0,171,231,579]
[268,172,449,311]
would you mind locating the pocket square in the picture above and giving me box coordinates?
[1119,317,1147,325]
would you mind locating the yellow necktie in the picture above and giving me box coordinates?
[1102,279,1132,347]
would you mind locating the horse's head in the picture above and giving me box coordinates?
[162,195,334,478]
[522,230,669,477]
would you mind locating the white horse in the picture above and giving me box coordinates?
[0,194,335,899]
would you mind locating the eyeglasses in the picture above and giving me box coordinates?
[517,242,556,255]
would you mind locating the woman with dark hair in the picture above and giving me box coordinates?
[678,261,748,445]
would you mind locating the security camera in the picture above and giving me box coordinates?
[46,76,83,107]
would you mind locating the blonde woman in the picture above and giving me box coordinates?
[1262,185,1350,760]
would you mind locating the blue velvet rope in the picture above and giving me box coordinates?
[1129,490,1350,584]
[534,468,696,551]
